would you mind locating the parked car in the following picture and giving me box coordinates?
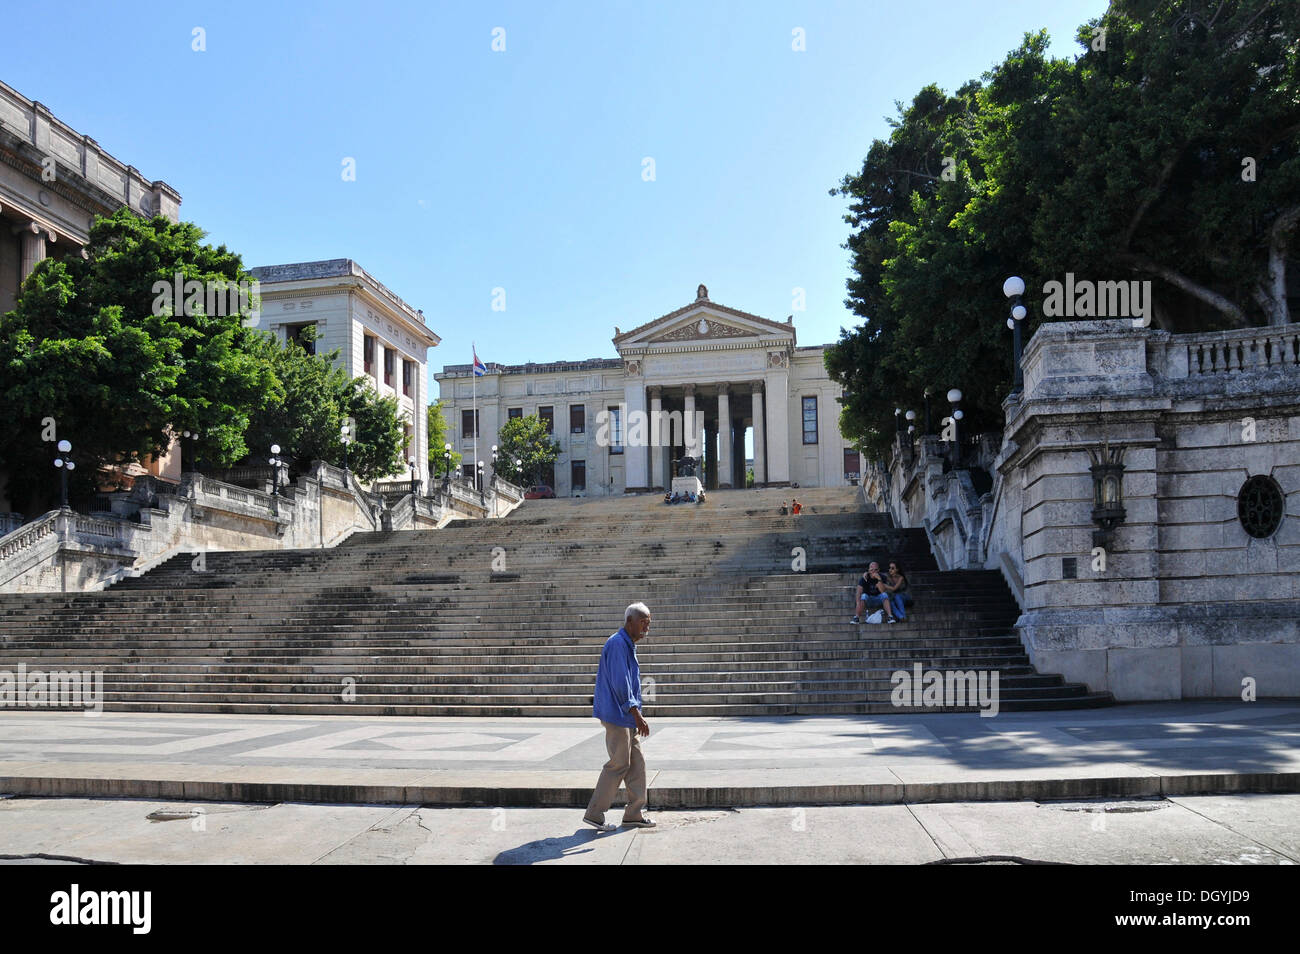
[525,485,555,499]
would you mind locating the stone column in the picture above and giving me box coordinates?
[751,383,766,485]
[717,385,732,488]
[765,359,791,485]
[16,222,47,283]
[683,384,699,459]
[623,379,649,491]
[648,387,664,489]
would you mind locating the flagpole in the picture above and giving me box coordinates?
[472,343,478,489]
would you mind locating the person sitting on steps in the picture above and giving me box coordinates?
[779,501,789,515]
[791,499,802,515]
[850,562,888,623]
[880,561,910,623]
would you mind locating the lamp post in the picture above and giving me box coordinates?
[905,409,916,440]
[476,459,484,493]
[53,439,74,510]
[269,444,284,498]
[442,442,452,491]
[515,457,523,488]
[1003,276,1028,394]
[341,421,352,477]
[408,456,419,519]
[947,389,963,466]
[182,429,202,473]
[894,407,903,440]
[490,444,498,490]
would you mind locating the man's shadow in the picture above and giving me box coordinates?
[493,827,630,865]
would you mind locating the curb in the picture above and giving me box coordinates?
[4,771,1298,808]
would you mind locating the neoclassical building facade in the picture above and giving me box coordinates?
[248,260,441,483]
[436,286,862,496]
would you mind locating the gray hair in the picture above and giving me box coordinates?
[624,602,651,625]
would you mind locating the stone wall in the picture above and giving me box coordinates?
[0,462,524,593]
[870,319,1300,701]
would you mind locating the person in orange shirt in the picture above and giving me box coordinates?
[791,499,802,515]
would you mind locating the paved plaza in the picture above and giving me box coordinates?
[0,701,1296,808]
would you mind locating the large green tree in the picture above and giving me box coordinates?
[828,0,1300,455]
[494,415,560,487]
[427,400,461,477]
[0,209,273,513]
[241,328,405,482]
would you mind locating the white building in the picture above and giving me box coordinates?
[247,260,440,482]
[436,285,862,495]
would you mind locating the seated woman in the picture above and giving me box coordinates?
[878,562,910,623]
[791,499,802,515]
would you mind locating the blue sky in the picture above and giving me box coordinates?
[2,0,1106,401]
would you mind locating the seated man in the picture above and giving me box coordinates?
[850,562,889,623]
[779,501,789,515]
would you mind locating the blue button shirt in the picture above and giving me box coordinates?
[592,628,642,727]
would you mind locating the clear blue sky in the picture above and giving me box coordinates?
[3,0,1106,402]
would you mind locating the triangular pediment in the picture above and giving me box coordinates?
[613,293,795,348]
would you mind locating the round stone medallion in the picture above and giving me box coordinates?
[1237,475,1285,539]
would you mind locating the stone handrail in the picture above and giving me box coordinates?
[0,513,25,536]
[1172,325,1300,377]
[0,510,59,562]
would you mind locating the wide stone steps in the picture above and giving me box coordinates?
[0,487,1113,714]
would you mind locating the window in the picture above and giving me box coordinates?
[403,359,414,398]
[843,447,860,479]
[287,323,316,355]
[608,406,623,454]
[802,396,819,444]
[570,405,585,434]
[461,409,479,438]
[571,461,586,492]
[363,335,375,376]
[540,462,555,488]
[384,347,395,387]
[539,406,554,434]
[508,407,522,421]
[461,463,476,482]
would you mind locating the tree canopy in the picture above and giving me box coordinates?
[827,0,1300,455]
[494,415,560,487]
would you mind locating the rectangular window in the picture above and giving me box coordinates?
[461,409,479,438]
[570,405,585,434]
[508,407,523,421]
[461,463,476,482]
[403,360,414,397]
[363,335,375,376]
[802,396,819,444]
[571,461,586,492]
[843,447,860,478]
[608,406,623,454]
[539,406,554,434]
[287,323,316,355]
[384,347,395,387]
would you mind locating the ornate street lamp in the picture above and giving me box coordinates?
[476,459,484,493]
[442,442,452,489]
[269,444,284,497]
[182,429,202,473]
[408,456,419,518]
[53,439,74,510]
[340,421,352,476]
[905,409,917,439]
[894,407,903,439]
[1087,442,1127,549]
[1003,276,1029,394]
[947,389,964,466]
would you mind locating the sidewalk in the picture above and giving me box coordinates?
[1,701,1297,807]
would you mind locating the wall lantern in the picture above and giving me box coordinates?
[1087,441,1127,549]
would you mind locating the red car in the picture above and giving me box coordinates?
[524,485,555,499]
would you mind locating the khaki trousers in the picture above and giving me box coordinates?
[585,720,648,822]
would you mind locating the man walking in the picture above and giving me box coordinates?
[584,603,655,831]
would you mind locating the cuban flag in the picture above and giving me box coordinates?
[473,347,486,377]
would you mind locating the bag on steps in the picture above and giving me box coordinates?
[865,610,884,624]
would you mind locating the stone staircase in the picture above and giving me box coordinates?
[0,486,1112,715]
